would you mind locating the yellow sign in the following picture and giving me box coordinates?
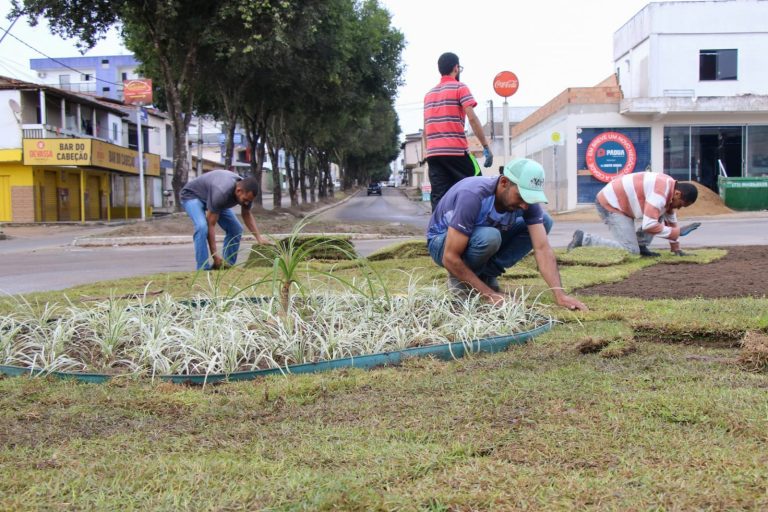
[23,139,159,176]
[23,139,92,165]
[91,140,160,176]
[551,131,562,143]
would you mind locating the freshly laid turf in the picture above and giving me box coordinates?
[0,245,766,510]
[366,238,429,261]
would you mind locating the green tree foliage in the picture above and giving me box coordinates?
[11,0,405,207]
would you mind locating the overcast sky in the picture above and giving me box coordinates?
[1,0,700,136]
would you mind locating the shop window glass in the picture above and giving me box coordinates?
[664,126,691,181]
[747,126,768,177]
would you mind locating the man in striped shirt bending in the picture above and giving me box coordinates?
[423,52,493,210]
[567,172,700,257]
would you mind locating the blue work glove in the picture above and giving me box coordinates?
[482,145,493,168]
[679,222,701,237]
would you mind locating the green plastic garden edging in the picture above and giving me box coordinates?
[0,320,552,385]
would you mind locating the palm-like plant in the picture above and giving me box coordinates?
[244,217,388,317]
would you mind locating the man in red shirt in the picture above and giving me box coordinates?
[423,52,493,210]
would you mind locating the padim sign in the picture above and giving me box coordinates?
[584,131,637,183]
[22,139,160,176]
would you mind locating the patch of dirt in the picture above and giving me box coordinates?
[677,182,733,218]
[95,194,424,238]
[578,246,768,299]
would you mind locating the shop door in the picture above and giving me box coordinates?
[68,172,81,221]
[86,176,101,220]
[692,127,743,192]
[0,175,10,221]
[40,171,58,222]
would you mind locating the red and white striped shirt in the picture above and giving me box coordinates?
[597,172,681,249]
[423,76,477,158]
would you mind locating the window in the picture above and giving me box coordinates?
[101,59,109,68]
[59,74,71,91]
[112,122,118,142]
[121,72,128,81]
[81,73,91,81]
[699,49,737,81]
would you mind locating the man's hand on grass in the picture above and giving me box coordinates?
[555,293,589,312]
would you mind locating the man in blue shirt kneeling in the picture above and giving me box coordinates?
[426,158,587,311]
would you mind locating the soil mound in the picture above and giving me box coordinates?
[677,182,733,218]
[577,246,768,299]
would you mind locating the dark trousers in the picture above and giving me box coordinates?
[427,153,476,210]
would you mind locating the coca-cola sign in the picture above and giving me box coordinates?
[493,71,519,98]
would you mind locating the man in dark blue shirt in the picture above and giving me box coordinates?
[427,158,587,310]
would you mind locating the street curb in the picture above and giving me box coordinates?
[72,232,419,247]
[72,189,370,247]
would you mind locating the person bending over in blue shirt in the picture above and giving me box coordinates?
[426,158,588,311]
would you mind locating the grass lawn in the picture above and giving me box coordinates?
[1,247,766,510]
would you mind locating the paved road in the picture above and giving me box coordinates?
[313,186,432,228]
[1,190,766,295]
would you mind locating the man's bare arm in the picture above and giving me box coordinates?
[464,105,489,147]
[241,206,269,244]
[205,211,222,268]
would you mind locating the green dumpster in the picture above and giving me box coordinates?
[718,176,768,211]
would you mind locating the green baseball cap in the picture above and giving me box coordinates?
[503,158,548,204]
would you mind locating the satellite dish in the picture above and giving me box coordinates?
[8,99,21,124]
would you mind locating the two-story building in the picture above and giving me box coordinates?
[511,0,768,211]
[0,76,161,222]
[29,55,140,102]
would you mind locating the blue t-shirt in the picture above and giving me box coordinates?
[426,176,544,241]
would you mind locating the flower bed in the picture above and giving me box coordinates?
[0,286,550,381]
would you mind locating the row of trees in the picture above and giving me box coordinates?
[11,0,405,209]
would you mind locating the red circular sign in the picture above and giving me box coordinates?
[493,71,519,97]
[585,131,637,182]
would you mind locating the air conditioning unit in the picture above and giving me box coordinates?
[37,72,47,78]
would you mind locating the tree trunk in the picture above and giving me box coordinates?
[299,149,308,204]
[223,116,237,169]
[287,151,298,207]
[317,152,328,199]
[162,49,196,212]
[268,143,281,209]
[244,116,265,207]
[308,152,317,204]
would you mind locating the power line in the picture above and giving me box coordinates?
[0,15,20,46]
[0,23,123,87]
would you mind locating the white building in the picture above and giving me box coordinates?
[511,0,768,211]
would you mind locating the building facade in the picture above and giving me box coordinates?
[0,76,161,222]
[29,55,140,102]
[511,0,768,211]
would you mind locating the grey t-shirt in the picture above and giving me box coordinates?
[180,170,243,213]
